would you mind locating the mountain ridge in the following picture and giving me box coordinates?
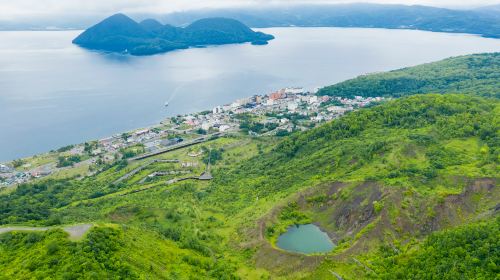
[159,3,500,38]
[2,3,499,38]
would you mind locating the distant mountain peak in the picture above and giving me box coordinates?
[73,13,151,43]
[107,13,131,20]
[99,13,140,27]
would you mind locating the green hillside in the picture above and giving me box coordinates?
[73,14,274,56]
[1,55,499,279]
[375,217,500,279]
[318,53,500,98]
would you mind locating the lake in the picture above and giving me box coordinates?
[0,27,499,161]
[276,224,334,254]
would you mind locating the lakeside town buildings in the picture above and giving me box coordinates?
[1,87,384,187]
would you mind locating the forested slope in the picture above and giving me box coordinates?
[375,217,500,279]
[318,53,500,98]
[73,14,274,55]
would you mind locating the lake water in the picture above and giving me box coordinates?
[276,224,334,254]
[0,28,499,161]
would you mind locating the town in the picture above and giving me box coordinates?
[0,88,384,187]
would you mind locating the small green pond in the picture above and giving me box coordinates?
[276,224,334,254]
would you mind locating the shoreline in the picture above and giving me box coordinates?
[0,86,384,187]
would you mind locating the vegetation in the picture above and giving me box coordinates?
[2,93,496,278]
[318,53,500,98]
[202,147,223,165]
[265,202,311,244]
[120,144,145,159]
[237,113,279,134]
[73,14,274,56]
[0,226,239,279]
[375,218,500,279]
[1,54,499,278]
[57,155,81,168]
[0,227,135,279]
[56,145,74,153]
[11,159,25,168]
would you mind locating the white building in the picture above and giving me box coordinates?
[314,115,325,122]
[144,140,160,151]
[184,115,196,121]
[299,95,310,102]
[237,97,253,106]
[284,87,304,95]
[212,106,224,114]
[201,122,212,130]
[309,96,319,104]
[287,102,299,111]
[231,102,241,109]
[0,164,11,173]
[91,148,103,156]
[218,125,231,132]
[69,146,85,155]
[99,137,114,146]
[134,129,149,136]
[327,106,348,114]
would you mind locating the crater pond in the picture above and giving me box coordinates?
[276,224,334,254]
[1,27,499,161]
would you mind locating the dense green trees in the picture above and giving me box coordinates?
[0,176,125,225]
[376,218,500,279]
[318,53,500,98]
[120,145,145,159]
[57,155,81,167]
[202,147,224,165]
[73,14,274,55]
[0,227,135,279]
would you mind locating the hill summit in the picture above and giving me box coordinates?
[73,14,274,55]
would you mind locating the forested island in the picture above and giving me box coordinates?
[72,14,274,55]
[0,53,499,279]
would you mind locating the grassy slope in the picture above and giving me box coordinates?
[1,55,499,279]
[318,53,500,98]
[1,94,497,279]
[206,93,499,278]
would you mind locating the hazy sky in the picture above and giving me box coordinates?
[0,0,499,21]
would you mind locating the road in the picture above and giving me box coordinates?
[130,132,224,161]
[0,224,92,239]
